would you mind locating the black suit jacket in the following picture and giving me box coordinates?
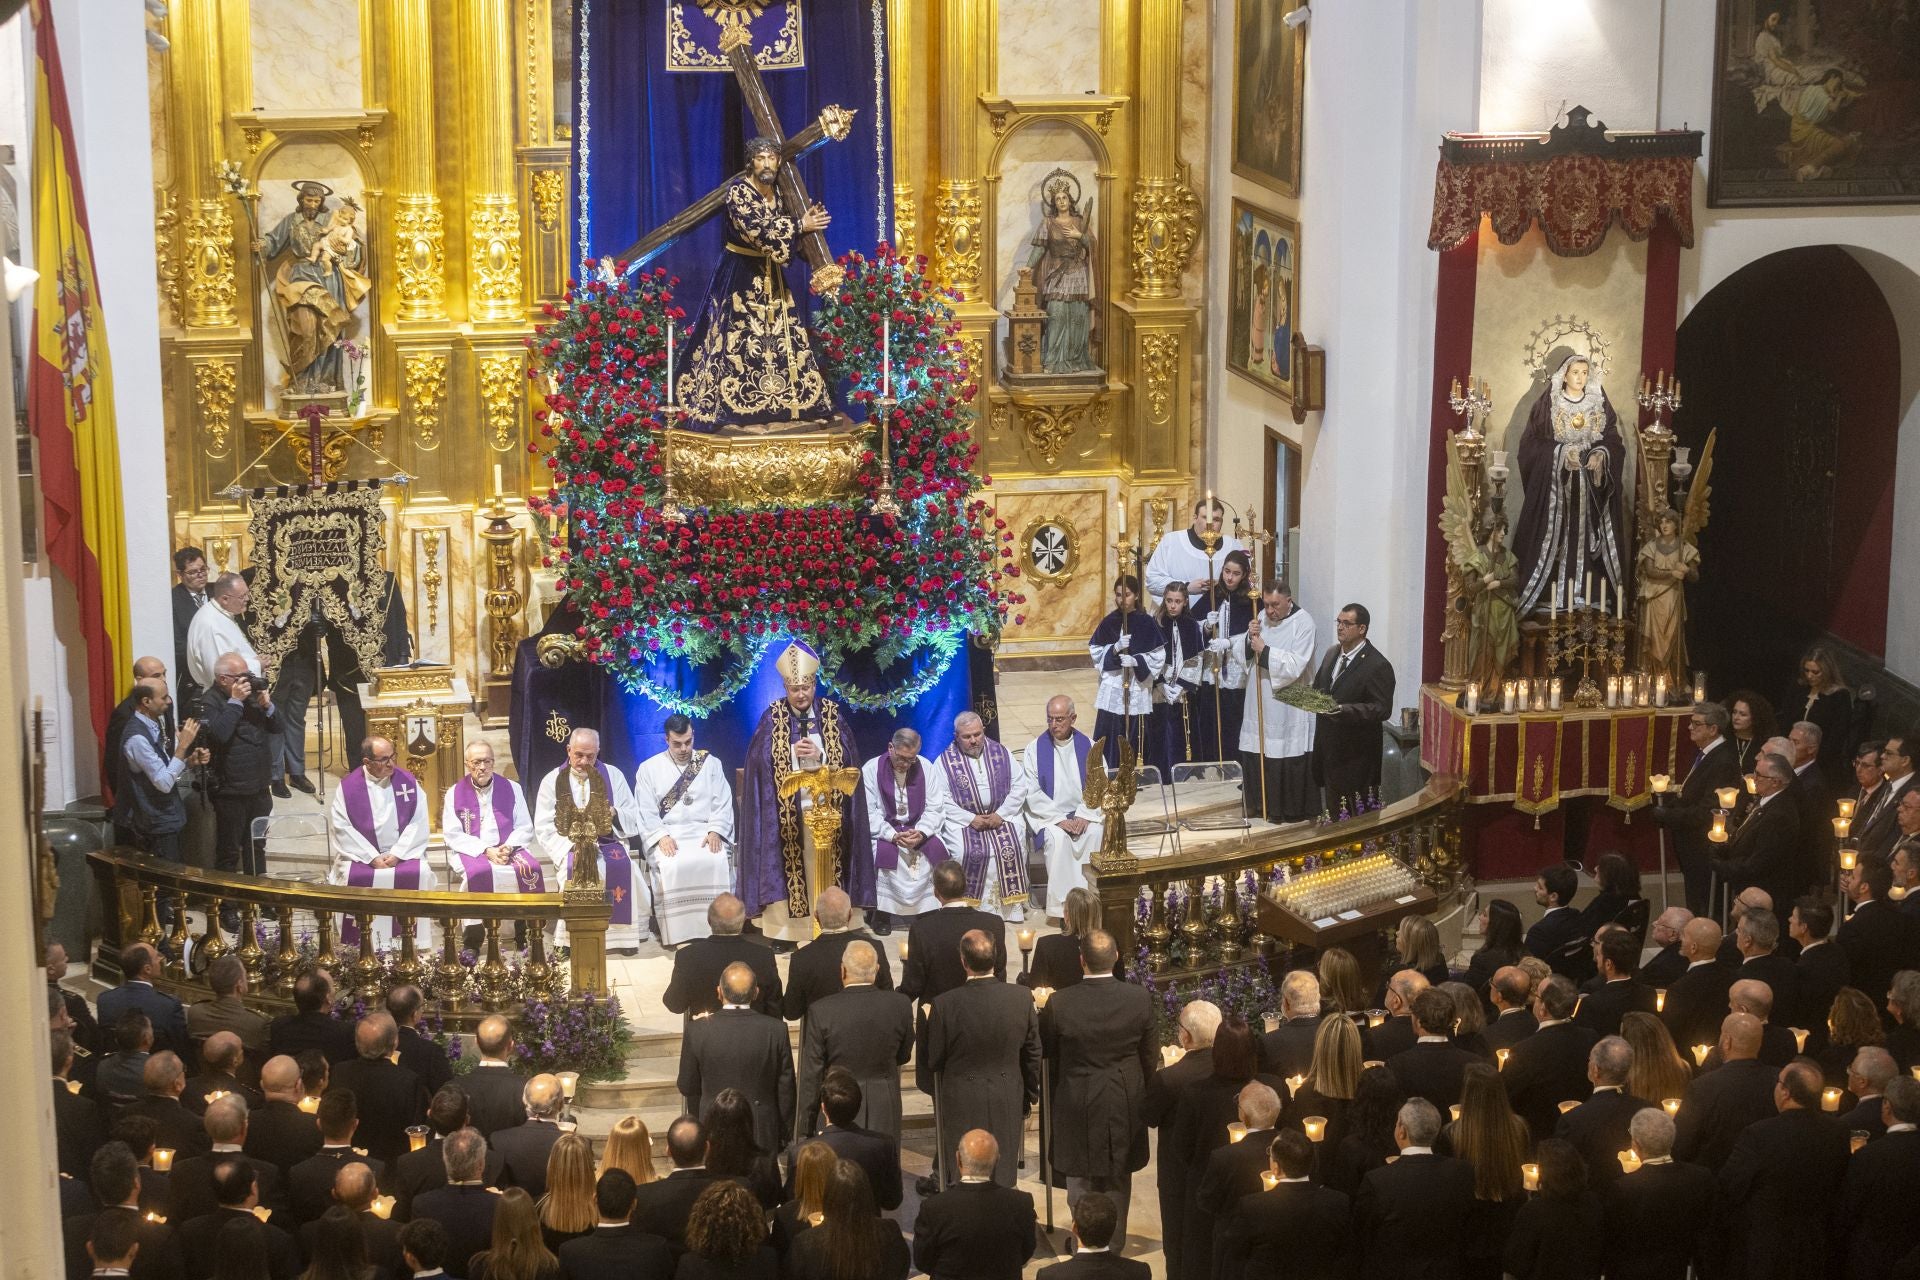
[910,1179,1038,1280]
[1603,1158,1716,1280]
[1364,1014,1417,1062]
[1354,1151,1477,1280]
[556,1223,675,1280]
[298,1208,405,1275]
[411,1182,499,1280]
[327,1056,427,1164]
[1258,1013,1325,1078]
[1020,931,1117,990]
[396,1024,454,1095]
[1041,976,1156,1178]
[166,1150,285,1223]
[925,978,1042,1185]
[391,1135,507,1220]
[1035,1254,1152,1280]
[1793,940,1851,1046]
[1839,1126,1920,1280]
[1523,907,1588,971]
[491,1119,564,1201]
[126,1094,211,1159]
[900,904,1009,1001]
[1719,1108,1852,1279]
[782,928,893,1021]
[244,1098,322,1171]
[53,1079,107,1181]
[459,1064,528,1137]
[1839,898,1920,1014]
[1790,765,1836,882]
[1858,774,1915,861]
[1656,738,1745,870]
[1716,791,1808,910]
[63,1205,185,1280]
[1219,1180,1353,1280]
[182,1069,262,1117]
[677,1008,795,1155]
[1672,1057,1777,1171]
[171,584,204,706]
[797,983,913,1140]
[1660,960,1734,1052]
[179,1207,300,1280]
[1502,1021,1597,1144]
[1735,951,1801,1013]
[785,1123,901,1211]
[1483,1008,1538,1054]
[630,1169,723,1251]
[1573,977,1659,1038]
[1309,640,1395,806]
[663,935,783,1019]
[1554,1088,1654,1186]
[1387,1040,1481,1112]
[285,1146,383,1227]
[266,1012,355,1064]
[1639,943,1688,989]
[99,983,190,1059]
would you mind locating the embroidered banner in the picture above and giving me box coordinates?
[1607,711,1656,814]
[666,2,804,72]
[245,481,390,683]
[1513,714,1564,818]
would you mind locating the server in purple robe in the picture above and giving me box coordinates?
[866,728,952,932]
[1089,575,1165,768]
[441,739,542,914]
[533,727,649,953]
[1195,551,1255,764]
[937,712,1031,922]
[1151,582,1206,774]
[738,641,873,948]
[327,735,435,950]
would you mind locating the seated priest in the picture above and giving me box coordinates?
[327,735,435,949]
[441,739,542,946]
[1022,695,1101,921]
[633,714,737,948]
[937,711,1031,925]
[865,727,952,935]
[534,727,649,953]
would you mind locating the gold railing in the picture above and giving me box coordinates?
[86,849,612,1026]
[1090,777,1465,977]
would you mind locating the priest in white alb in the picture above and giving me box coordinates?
[1143,496,1246,606]
[1021,695,1102,919]
[865,727,952,932]
[328,735,435,949]
[937,712,1031,921]
[534,727,649,952]
[1233,579,1319,824]
[633,713,736,948]
[441,739,543,937]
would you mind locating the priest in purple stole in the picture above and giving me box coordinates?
[937,711,1032,921]
[532,726,649,952]
[864,727,952,931]
[1021,696,1104,920]
[327,735,435,950]
[441,739,542,914]
[738,641,873,946]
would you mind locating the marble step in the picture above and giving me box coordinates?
[579,1035,918,1110]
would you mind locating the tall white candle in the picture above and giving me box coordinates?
[665,320,675,408]
[881,314,890,389]
[493,463,503,497]
[1617,581,1626,620]
[1117,501,1126,536]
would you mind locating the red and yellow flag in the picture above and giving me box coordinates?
[26,0,130,744]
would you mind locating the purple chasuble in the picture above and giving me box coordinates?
[451,776,545,893]
[874,761,949,872]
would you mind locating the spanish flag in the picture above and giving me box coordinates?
[26,0,130,744]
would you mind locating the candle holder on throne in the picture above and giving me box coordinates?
[1540,605,1629,709]
[776,767,864,937]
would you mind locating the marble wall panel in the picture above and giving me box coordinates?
[250,0,363,112]
[996,0,1102,97]
[993,479,1116,654]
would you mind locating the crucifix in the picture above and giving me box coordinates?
[616,28,856,296]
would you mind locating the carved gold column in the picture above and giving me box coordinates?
[170,0,236,329]
[930,0,984,301]
[888,0,920,257]
[1129,0,1198,302]
[462,0,525,324]
[390,0,447,323]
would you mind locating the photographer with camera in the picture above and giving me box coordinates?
[202,651,286,915]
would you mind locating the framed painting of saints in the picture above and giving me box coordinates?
[1227,201,1299,401]
[1231,0,1306,197]
[1709,0,1920,206]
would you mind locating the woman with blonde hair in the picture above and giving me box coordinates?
[1317,947,1367,1017]
[536,1132,598,1252]
[599,1115,657,1185]
[469,1187,560,1280]
[1788,644,1854,788]
[1446,1062,1531,1280]
[1022,886,1115,989]
[1290,1011,1361,1135]
[1621,1011,1692,1106]
[772,1140,837,1257]
[1374,915,1447,1005]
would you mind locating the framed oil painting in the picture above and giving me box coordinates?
[1227,201,1298,401]
[1709,0,1920,207]
[1231,0,1305,197]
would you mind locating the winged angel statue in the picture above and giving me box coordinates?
[1439,434,1519,696]
[1634,431,1716,692]
[1084,733,1139,870]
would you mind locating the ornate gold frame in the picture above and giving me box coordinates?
[1019,514,1080,587]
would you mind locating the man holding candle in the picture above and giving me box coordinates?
[1715,1060,1851,1280]
[1661,917,1734,1053]
[1640,907,1694,989]
[1652,703,1744,916]
[1712,753,1807,916]
[1858,736,1916,861]
[1671,1014,1777,1171]
[1216,1129,1353,1280]
[1554,1036,1653,1188]
[1502,976,1598,1145]
[1603,1108,1716,1280]
[1836,854,1915,1017]
[328,1014,428,1165]
[1354,1098,1477,1279]
[1834,1076,1920,1279]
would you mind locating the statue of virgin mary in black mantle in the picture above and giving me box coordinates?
[1513,353,1628,615]
[677,137,839,434]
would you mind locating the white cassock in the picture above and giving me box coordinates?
[633,750,737,946]
[328,769,435,950]
[186,601,262,689]
[865,753,952,917]
[440,777,542,925]
[1021,734,1103,912]
[1143,529,1247,604]
[1232,606,1319,758]
[534,765,649,950]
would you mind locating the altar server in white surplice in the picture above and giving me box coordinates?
[866,727,953,925]
[533,727,649,952]
[1232,580,1319,824]
[1022,695,1103,918]
[442,739,543,927]
[633,713,737,947]
[1143,496,1246,607]
[328,735,435,950]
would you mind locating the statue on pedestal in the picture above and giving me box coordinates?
[1024,170,1099,379]
[1513,354,1627,615]
[1463,524,1520,695]
[253,181,370,398]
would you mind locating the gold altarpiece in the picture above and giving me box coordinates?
[153,0,1207,718]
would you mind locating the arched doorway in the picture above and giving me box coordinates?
[1673,246,1901,705]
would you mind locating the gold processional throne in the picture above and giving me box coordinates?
[777,766,864,936]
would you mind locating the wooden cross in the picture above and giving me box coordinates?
[616,28,855,295]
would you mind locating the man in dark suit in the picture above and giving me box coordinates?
[385,984,454,1097]
[126,1052,211,1158]
[1839,1046,1896,1139]
[789,1069,902,1210]
[392,1084,506,1220]
[328,1012,427,1164]
[398,1220,452,1280]
[1217,1130,1353,1280]
[1661,916,1733,1054]
[107,1114,174,1218]
[1365,969,1426,1061]
[1524,863,1588,971]
[199,652,280,892]
[98,944,189,1058]
[630,1118,721,1253]
[63,1144,186,1280]
[1672,1013,1778,1171]
[1502,975,1597,1144]
[461,1015,528,1137]
[1143,1001,1218,1280]
[47,940,101,1055]
[902,861,1009,1095]
[267,971,355,1065]
[1387,987,1482,1112]
[926,929,1040,1187]
[96,1010,154,1108]
[1034,1191,1145,1280]
[1731,905,1800,1011]
[1193,1083,1285,1280]
[170,548,210,711]
[1639,907,1693,989]
[410,1128,498,1280]
[1790,897,1848,1048]
[1838,854,1919,1016]
[1858,736,1915,861]
[1354,1098,1476,1279]
[177,1157,301,1280]
[1788,721,1837,884]
[797,939,912,1141]
[555,1169,675,1280]
[296,1162,405,1275]
[1308,602,1396,816]
[1484,967,1539,1055]
[1653,701,1746,915]
[1554,1036,1653,1187]
[675,962,795,1155]
[489,1074,566,1200]
[183,1031,262,1115]
[1722,978,1800,1067]
[661,893,782,1019]
[1715,751,1808,911]
[245,1055,322,1172]
[1604,1107,1715,1280]
[1838,1075,1920,1280]
[52,1028,107,1181]
[783,887,894,1023]
[1257,970,1326,1077]
[165,1095,286,1223]
[1042,930,1155,1244]
[285,1089,384,1228]
[910,1130,1039,1280]
[1573,928,1660,1038]
[1718,1060,1852,1279]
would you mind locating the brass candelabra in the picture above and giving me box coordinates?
[871,395,902,517]
[1542,604,1628,708]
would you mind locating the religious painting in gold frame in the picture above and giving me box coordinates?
[1231,0,1306,197]
[1227,200,1299,401]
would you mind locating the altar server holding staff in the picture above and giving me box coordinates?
[1089,574,1165,768]
[1232,580,1319,823]
[1196,550,1254,763]
[1151,582,1205,773]
[634,714,737,947]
